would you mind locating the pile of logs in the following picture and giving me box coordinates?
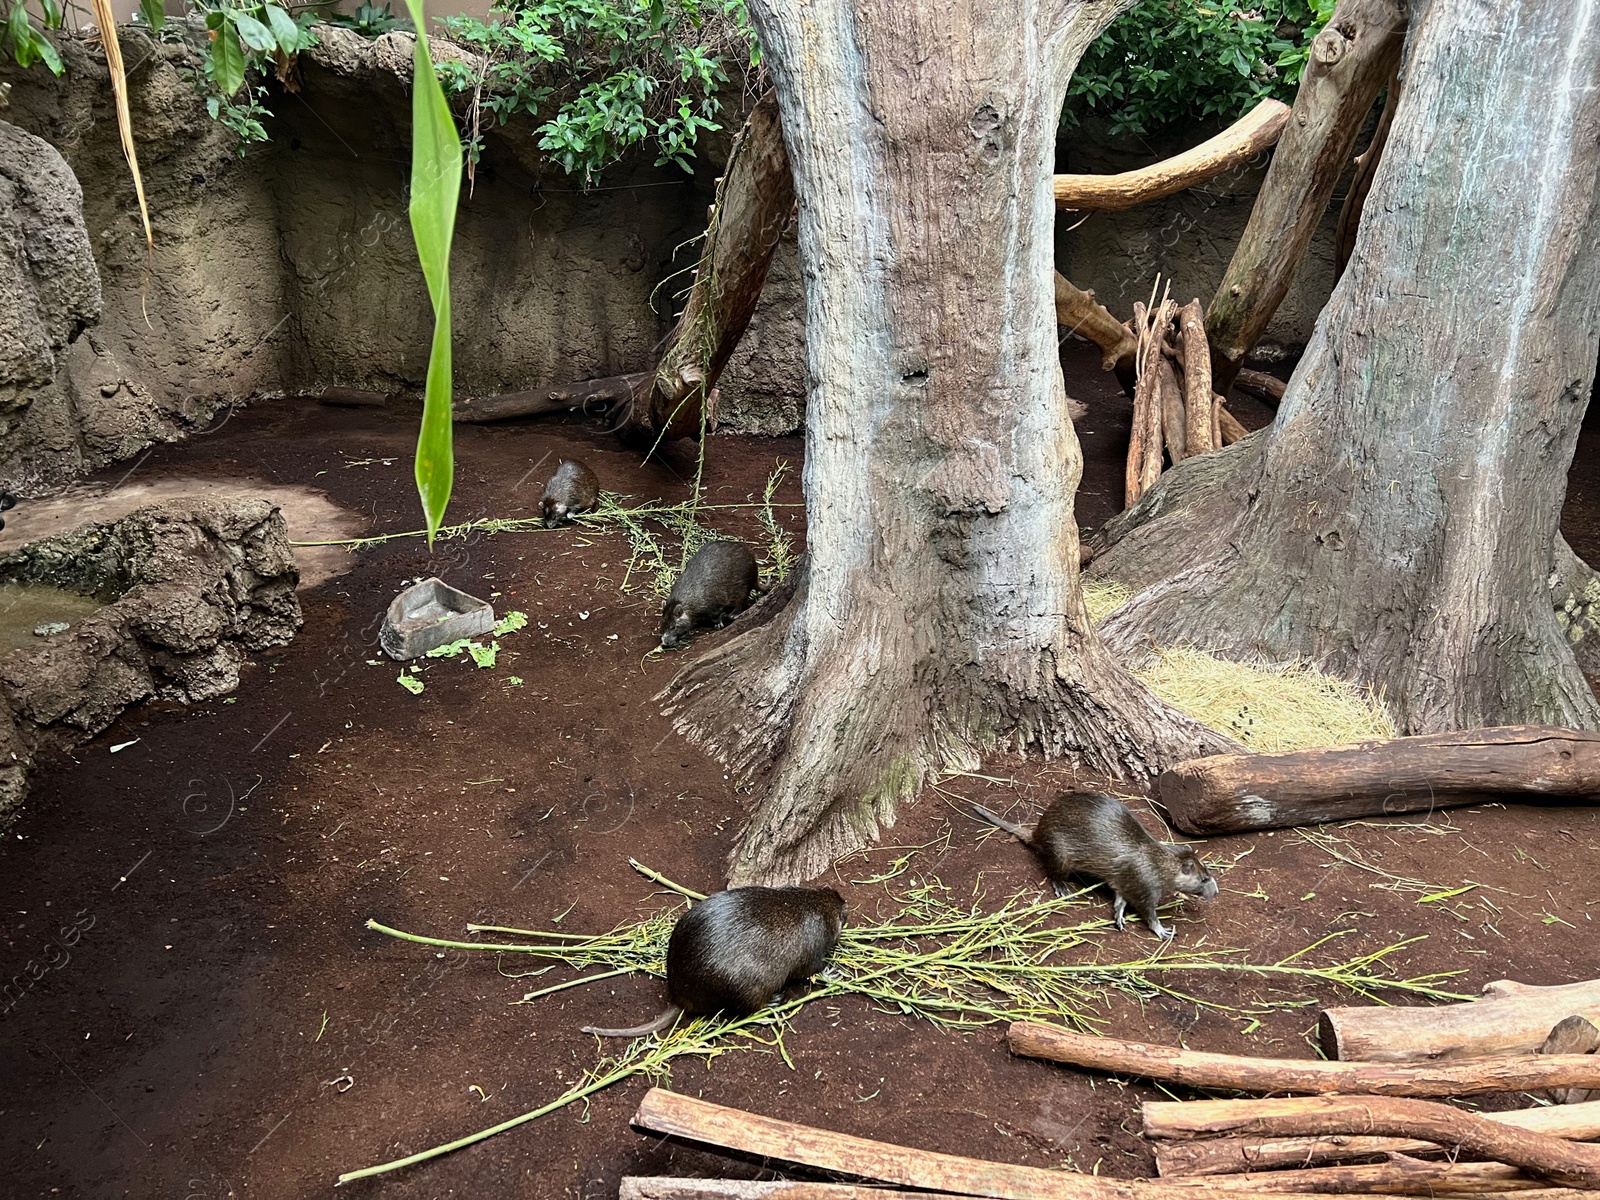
[619,980,1600,1199]
[1122,287,1255,508]
[1008,978,1600,1195]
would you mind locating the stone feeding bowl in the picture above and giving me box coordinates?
[380,577,494,660]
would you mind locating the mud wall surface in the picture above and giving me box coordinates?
[0,29,1342,485]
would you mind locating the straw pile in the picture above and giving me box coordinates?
[1084,580,1393,752]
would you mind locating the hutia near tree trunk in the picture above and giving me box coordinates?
[658,0,1231,885]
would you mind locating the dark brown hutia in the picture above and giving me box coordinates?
[581,885,847,1038]
[972,792,1218,939]
[540,460,600,528]
[659,541,760,649]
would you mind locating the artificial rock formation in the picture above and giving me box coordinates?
[0,496,301,828]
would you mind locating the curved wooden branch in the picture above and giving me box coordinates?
[1006,1022,1600,1097]
[1139,1096,1600,1190]
[1054,99,1291,212]
[1056,272,1139,372]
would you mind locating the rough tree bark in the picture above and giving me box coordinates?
[658,0,1230,883]
[1090,0,1600,735]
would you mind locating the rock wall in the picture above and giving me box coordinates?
[0,27,1345,483]
[0,496,301,828]
[0,25,715,492]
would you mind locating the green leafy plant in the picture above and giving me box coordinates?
[189,0,320,152]
[402,0,463,545]
[437,0,754,185]
[1067,0,1335,138]
[322,0,411,36]
[3,0,65,75]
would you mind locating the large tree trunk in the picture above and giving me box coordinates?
[658,0,1230,884]
[1090,0,1600,735]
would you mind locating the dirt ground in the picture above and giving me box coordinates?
[3,343,1600,1199]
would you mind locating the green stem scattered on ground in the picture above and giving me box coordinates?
[339,864,1469,1184]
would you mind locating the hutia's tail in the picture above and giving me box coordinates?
[970,802,1030,841]
[580,1005,682,1038]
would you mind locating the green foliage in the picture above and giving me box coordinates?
[402,0,463,546]
[1067,0,1336,138]
[437,0,754,185]
[2,0,65,76]
[189,0,319,153]
[322,1,411,37]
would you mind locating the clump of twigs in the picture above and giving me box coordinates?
[338,861,1465,1185]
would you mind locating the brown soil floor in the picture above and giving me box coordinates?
[3,342,1600,1199]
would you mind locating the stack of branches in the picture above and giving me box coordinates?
[1123,282,1250,508]
[1005,978,1600,1197]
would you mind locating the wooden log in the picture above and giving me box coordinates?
[1320,981,1600,1064]
[315,386,392,408]
[1126,302,1155,507]
[1055,273,1140,373]
[1144,1096,1600,1144]
[1160,351,1188,464]
[1127,1095,1600,1189]
[629,1087,1326,1200]
[452,371,650,424]
[1543,1014,1600,1105]
[1157,1134,1434,1177]
[1335,65,1399,278]
[1176,300,1214,457]
[1006,1022,1600,1097]
[1167,1158,1547,1194]
[1203,0,1407,398]
[1157,725,1600,836]
[1218,403,1249,445]
[1234,368,1287,405]
[620,1181,943,1200]
[1053,99,1291,212]
[615,88,794,443]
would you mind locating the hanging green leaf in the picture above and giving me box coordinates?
[231,9,276,53]
[32,26,62,73]
[264,3,299,51]
[39,0,63,31]
[402,0,462,546]
[137,0,163,32]
[210,19,246,95]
